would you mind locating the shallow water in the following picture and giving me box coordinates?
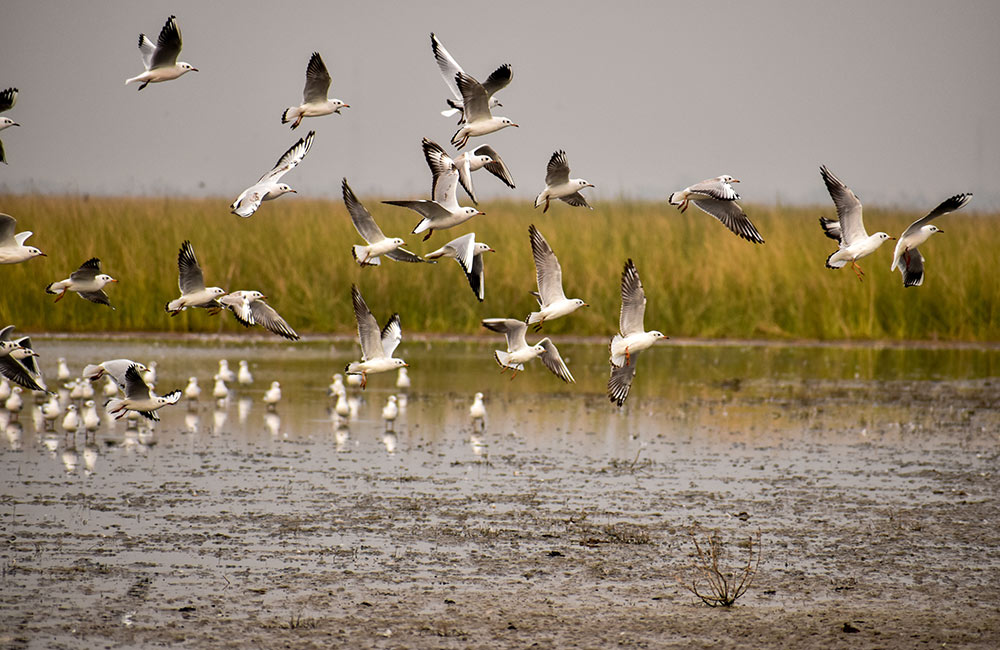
[2,338,998,648]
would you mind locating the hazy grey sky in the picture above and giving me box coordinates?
[1,0,998,208]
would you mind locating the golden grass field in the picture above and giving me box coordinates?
[1,193,997,341]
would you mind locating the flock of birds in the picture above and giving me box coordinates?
[0,15,978,424]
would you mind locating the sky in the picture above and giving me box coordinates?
[1,0,998,209]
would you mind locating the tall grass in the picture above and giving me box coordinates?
[1,193,997,341]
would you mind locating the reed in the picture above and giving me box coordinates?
[1,193,997,341]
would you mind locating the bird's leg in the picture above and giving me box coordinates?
[533,318,544,333]
[53,290,67,303]
[851,261,865,282]
[508,368,518,381]
[423,230,433,242]
[543,199,550,214]
[903,249,911,267]
[292,115,302,130]
[625,347,631,365]
[680,201,689,213]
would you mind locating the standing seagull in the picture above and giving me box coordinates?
[431,33,510,122]
[45,258,117,308]
[608,259,667,407]
[220,291,299,340]
[125,16,198,90]
[281,52,348,129]
[481,319,574,383]
[534,151,594,213]
[818,165,894,281]
[668,176,764,244]
[230,131,315,218]
[343,178,427,266]
[424,232,494,302]
[451,72,518,149]
[422,138,514,205]
[383,140,484,241]
[526,225,588,330]
[165,240,226,315]
[890,193,972,287]
[345,285,408,389]
[0,213,45,264]
[0,88,19,164]
[104,365,180,421]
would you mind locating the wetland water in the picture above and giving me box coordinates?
[2,338,999,648]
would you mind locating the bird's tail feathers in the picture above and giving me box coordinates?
[352,245,380,266]
[105,398,126,417]
[412,218,432,235]
[609,334,626,367]
[82,364,104,382]
[825,251,846,269]
[281,107,299,125]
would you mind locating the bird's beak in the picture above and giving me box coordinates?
[290,189,298,193]
[111,278,119,283]
[512,124,520,128]
[937,229,944,234]
[732,179,741,183]
[478,210,487,216]
[192,68,200,72]
[890,237,897,241]
[583,303,590,307]
[487,248,496,253]
[587,183,596,188]
[11,123,19,127]
[38,252,47,256]
[403,363,409,367]
[342,104,350,109]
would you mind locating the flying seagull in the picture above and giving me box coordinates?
[0,88,20,164]
[668,175,764,244]
[231,131,315,218]
[165,240,226,314]
[526,224,587,330]
[45,258,117,308]
[422,138,514,205]
[0,326,47,392]
[125,16,198,90]
[890,193,972,287]
[425,232,494,301]
[608,259,667,407]
[345,285,407,389]
[220,291,300,340]
[817,165,894,281]
[8,335,46,392]
[281,52,348,129]
[104,364,181,421]
[481,318,574,383]
[342,178,428,267]
[430,33,510,122]
[83,359,149,392]
[0,213,45,264]
[451,71,518,149]
[534,150,594,213]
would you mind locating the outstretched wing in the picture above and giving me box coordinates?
[302,52,332,104]
[608,353,639,407]
[150,15,182,69]
[352,285,384,359]
[529,224,567,306]
[456,72,490,121]
[619,259,646,336]
[560,192,592,210]
[690,199,765,244]
[70,258,102,282]
[901,193,972,239]
[123,364,153,401]
[819,165,867,246]
[537,338,575,383]
[545,150,571,187]
[430,33,465,103]
[0,355,46,392]
[482,64,512,98]
[0,88,18,113]
[897,247,925,288]
[250,299,299,341]
[343,178,386,243]
[380,313,402,358]
[482,318,527,352]
[472,145,516,189]
[260,131,315,184]
[422,138,456,200]
[177,240,206,294]
[384,248,428,264]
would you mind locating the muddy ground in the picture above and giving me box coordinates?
[1,340,999,648]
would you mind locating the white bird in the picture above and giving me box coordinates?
[68,379,85,404]
[526,224,587,330]
[346,373,363,388]
[42,396,62,430]
[534,150,594,213]
[125,16,198,90]
[609,259,667,407]
[818,165,895,281]
[431,33,510,122]
[334,391,350,418]
[382,395,398,431]
[45,258,118,308]
[102,376,118,397]
[217,360,236,383]
[143,361,158,385]
[0,213,45,264]
[105,365,181,421]
[230,131,315,218]
[237,360,254,386]
[0,88,20,164]
[281,52,348,129]
[8,335,46,392]
[421,137,514,207]
[481,318,574,383]
[424,232,495,302]
[82,359,148,392]
[345,285,408,389]
[220,291,300,340]
[212,375,229,403]
[469,392,486,421]
[395,367,411,389]
[383,139,485,241]
[668,175,764,244]
[0,377,9,401]
[890,193,972,287]
[57,357,72,381]
[328,374,346,398]
[4,386,23,415]
[184,377,201,403]
[165,240,226,315]
[82,400,101,432]
[263,381,281,411]
[342,178,428,267]
[0,327,46,392]
[451,71,518,149]
[62,404,80,434]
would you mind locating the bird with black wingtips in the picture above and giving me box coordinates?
[219,291,299,340]
[282,52,348,129]
[0,326,47,392]
[343,178,428,267]
[345,285,408,390]
[451,71,518,149]
[125,16,198,90]
[817,165,894,281]
[608,259,667,408]
[668,175,764,244]
[231,131,315,218]
[424,232,495,302]
[0,88,20,164]
[45,258,118,308]
[481,318,574,383]
[165,241,226,315]
[104,365,180,421]
[431,33,510,122]
[526,224,588,330]
[890,193,972,287]
[0,213,45,264]
[534,151,594,213]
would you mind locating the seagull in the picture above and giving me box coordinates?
[395,367,411,389]
[217,359,236,383]
[328,374,346,399]
[431,33,510,122]
[383,140,484,240]
[263,381,281,411]
[608,259,667,407]
[469,392,486,423]
[422,138,514,205]
[0,213,45,264]
[334,391,350,418]
[220,291,300,340]
[281,52,348,129]
[57,358,72,381]
[45,258,118,308]
[125,16,198,90]
[82,359,149,392]
[104,364,180,421]
[212,374,229,403]
[0,88,20,164]
[230,131,315,218]
[345,285,407,389]
[890,193,972,287]
[237,360,254,385]
[451,71,518,149]
[41,395,62,430]
[4,387,22,417]
[668,175,764,244]
[9,335,46,392]
[381,395,398,431]
[0,326,46,392]
[481,319,574,382]
[62,404,80,435]
[165,240,225,315]
[82,400,101,433]
[534,151,594,213]
[424,232,494,302]
[818,165,895,281]
[184,377,201,403]
[102,375,118,397]
[526,224,588,330]
[342,178,427,266]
